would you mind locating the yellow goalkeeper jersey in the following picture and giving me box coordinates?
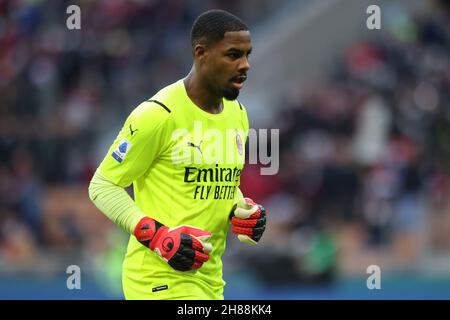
[97,79,249,299]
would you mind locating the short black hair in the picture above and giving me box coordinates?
[190,9,249,47]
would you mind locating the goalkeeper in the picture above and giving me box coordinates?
[88,9,266,300]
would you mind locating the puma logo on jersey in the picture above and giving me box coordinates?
[129,124,138,136]
[187,140,203,155]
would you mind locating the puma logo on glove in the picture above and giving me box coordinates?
[134,217,213,271]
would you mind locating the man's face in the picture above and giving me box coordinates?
[200,30,252,100]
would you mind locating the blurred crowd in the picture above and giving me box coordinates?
[2,0,450,290]
[238,0,450,284]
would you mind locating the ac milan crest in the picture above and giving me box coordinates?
[236,130,243,155]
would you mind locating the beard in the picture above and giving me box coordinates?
[222,87,240,100]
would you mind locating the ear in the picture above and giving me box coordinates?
[194,44,208,62]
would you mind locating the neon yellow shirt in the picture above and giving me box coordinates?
[97,79,249,299]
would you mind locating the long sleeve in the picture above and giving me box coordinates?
[88,168,146,234]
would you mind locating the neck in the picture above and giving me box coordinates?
[183,68,223,114]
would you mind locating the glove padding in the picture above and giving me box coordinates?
[230,198,266,245]
[134,217,212,271]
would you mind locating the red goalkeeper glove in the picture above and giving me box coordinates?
[134,217,212,272]
[230,198,266,245]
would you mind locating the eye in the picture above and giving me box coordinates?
[228,52,240,59]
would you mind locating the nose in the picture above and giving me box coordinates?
[239,56,250,73]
